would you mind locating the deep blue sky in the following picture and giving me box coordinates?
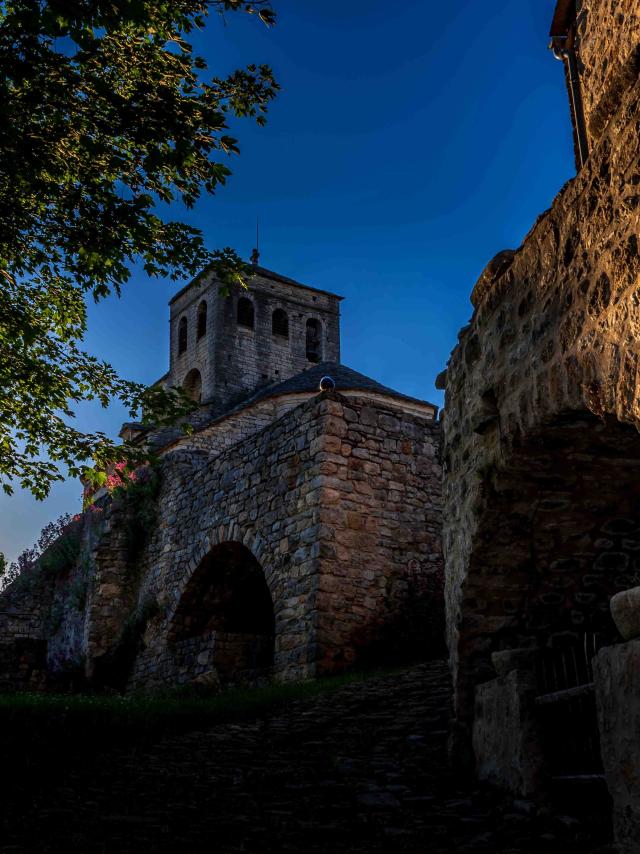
[1,0,573,564]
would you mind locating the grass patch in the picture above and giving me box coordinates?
[0,667,401,765]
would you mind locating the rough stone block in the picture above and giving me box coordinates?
[472,670,544,797]
[595,641,640,854]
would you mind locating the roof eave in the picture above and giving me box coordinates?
[549,0,576,38]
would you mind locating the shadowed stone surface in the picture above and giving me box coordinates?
[0,390,443,692]
[595,641,640,854]
[473,669,545,798]
[443,29,640,730]
[0,663,614,853]
[442,3,640,845]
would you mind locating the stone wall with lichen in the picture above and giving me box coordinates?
[442,67,640,728]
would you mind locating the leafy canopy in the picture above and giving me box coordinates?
[0,0,278,498]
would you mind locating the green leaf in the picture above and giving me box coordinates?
[0,0,279,499]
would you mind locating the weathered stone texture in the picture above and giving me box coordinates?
[443,72,640,724]
[127,394,334,688]
[575,0,640,144]
[595,640,640,854]
[473,669,544,798]
[167,268,341,414]
[41,393,443,688]
[0,510,110,688]
[0,569,54,689]
[610,584,640,640]
[160,394,307,458]
[313,395,443,671]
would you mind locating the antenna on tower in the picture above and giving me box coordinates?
[250,216,260,266]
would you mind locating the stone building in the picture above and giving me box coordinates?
[0,266,444,694]
[441,2,640,849]
[163,264,341,415]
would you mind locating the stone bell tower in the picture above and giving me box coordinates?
[164,265,342,415]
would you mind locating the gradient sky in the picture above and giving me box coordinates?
[0,0,574,564]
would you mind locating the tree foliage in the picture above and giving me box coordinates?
[0,512,81,592]
[0,550,7,588]
[0,0,278,498]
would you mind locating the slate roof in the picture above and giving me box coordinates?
[121,362,437,448]
[244,362,437,413]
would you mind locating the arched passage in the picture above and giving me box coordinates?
[455,411,640,717]
[182,368,202,403]
[169,542,275,682]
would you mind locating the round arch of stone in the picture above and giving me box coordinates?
[182,367,203,403]
[169,522,277,618]
[162,522,299,681]
[167,538,276,681]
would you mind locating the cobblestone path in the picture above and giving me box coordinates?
[2,662,614,853]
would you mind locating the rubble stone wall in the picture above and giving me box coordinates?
[159,395,308,458]
[575,0,640,144]
[122,395,328,689]
[0,390,443,693]
[443,72,640,725]
[312,395,443,671]
[122,391,442,690]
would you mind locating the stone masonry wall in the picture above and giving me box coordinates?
[167,273,216,405]
[0,580,49,690]
[127,394,330,689]
[0,513,103,689]
[594,639,640,854]
[118,391,440,691]
[443,68,640,728]
[158,395,308,458]
[575,0,640,144]
[312,395,443,672]
[0,389,443,694]
[168,269,341,413]
[212,275,340,412]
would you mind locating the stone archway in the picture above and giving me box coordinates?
[454,411,640,712]
[167,541,275,684]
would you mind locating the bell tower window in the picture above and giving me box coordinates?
[183,368,202,402]
[272,308,289,338]
[237,297,255,329]
[306,318,322,363]
[178,316,188,355]
[197,301,207,339]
